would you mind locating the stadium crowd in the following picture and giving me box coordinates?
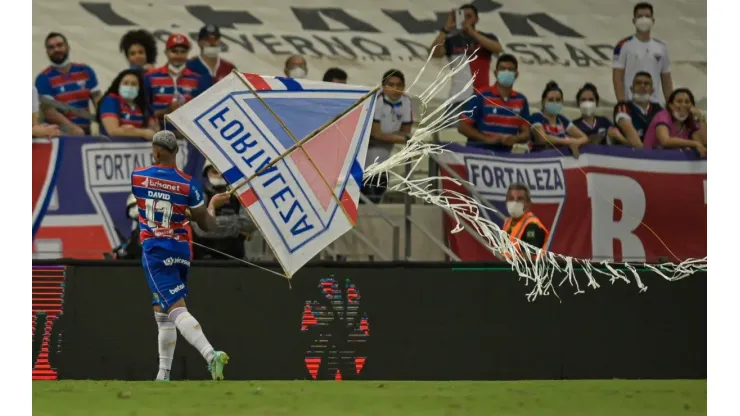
[31,1,706,261]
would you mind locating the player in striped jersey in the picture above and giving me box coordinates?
[132,131,231,381]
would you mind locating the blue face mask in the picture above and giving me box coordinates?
[496,71,516,88]
[544,102,563,116]
[119,85,139,100]
[384,94,402,105]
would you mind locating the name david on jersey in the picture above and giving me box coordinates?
[147,190,171,200]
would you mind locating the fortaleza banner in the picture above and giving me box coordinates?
[32,137,208,259]
[438,143,707,263]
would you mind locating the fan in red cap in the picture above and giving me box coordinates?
[143,33,207,133]
[166,33,191,50]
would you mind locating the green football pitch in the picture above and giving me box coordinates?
[32,379,706,416]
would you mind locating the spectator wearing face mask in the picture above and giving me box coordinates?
[192,161,255,260]
[284,55,308,79]
[119,30,157,72]
[323,67,348,84]
[643,88,706,156]
[573,83,626,145]
[144,34,207,131]
[530,81,588,156]
[35,32,100,136]
[458,54,530,152]
[32,85,61,138]
[186,25,236,88]
[493,183,549,261]
[612,2,673,104]
[613,71,663,148]
[363,69,413,203]
[96,69,158,140]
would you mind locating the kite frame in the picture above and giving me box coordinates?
[164,70,381,278]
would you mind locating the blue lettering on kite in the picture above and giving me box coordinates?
[208,105,315,236]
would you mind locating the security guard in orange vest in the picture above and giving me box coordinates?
[501,183,550,253]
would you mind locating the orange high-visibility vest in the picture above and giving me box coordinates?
[501,212,550,258]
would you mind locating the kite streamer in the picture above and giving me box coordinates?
[362,49,707,301]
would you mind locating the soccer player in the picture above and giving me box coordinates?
[131,130,231,381]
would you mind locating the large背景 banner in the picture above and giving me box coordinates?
[32,137,207,259]
[437,143,707,263]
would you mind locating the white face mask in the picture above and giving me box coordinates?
[168,63,185,74]
[202,46,220,58]
[579,101,596,116]
[506,201,525,218]
[287,67,307,79]
[128,206,139,220]
[51,57,70,69]
[632,93,650,104]
[673,111,688,121]
[634,16,653,33]
[209,177,227,187]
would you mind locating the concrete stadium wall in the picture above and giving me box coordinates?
[34,261,707,381]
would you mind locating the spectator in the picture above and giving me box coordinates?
[35,32,100,135]
[284,55,308,79]
[323,68,348,84]
[573,83,626,145]
[430,4,502,108]
[530,81,588,155]
[502,183,549,250]
[612,2,673,104]
[613,71,663,148]
[145,34,207,131]
[187,25,236,88]
[32,85,61,138]
[363,69,413,203]
[457,54,530,152]
[119,30,157,72]
[113,194,142,260]
[192,161,255,260]
[96,69,158,140]
[643,88,707,156]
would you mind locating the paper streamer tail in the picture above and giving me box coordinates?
[364,49,707,301]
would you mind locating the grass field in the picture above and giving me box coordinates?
[32,380,706,416]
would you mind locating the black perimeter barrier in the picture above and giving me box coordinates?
[32,260,706,381]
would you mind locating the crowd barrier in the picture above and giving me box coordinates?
[32,261,707,381]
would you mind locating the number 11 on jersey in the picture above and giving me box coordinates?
[145,198,173,228]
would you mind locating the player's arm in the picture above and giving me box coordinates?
[190,192,230,232]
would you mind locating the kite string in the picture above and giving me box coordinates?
[190,240,292,283]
